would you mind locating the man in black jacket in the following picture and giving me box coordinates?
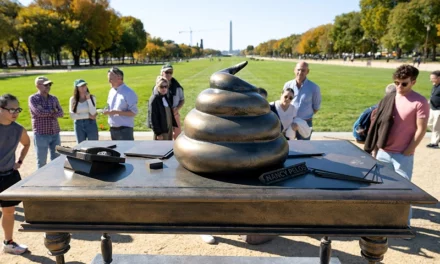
[161,64,184,140]
[427,70,440,148]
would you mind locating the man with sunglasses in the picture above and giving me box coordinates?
[365,65,429,228]
[0,94,30,255]
[160,64,184,140]
[105,67,138,140]
[29,76,64,168]
[283,61,321,140]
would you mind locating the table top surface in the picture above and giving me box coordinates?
[1,140,437,204]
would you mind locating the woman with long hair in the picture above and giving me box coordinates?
[148,76,177,140]
[69,79,98,143]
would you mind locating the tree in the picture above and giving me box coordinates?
[17,4,71,67]
[331,12,364,54]
[410,0,440,60]
[297,25,332,55]
[0,1,18,67]
[116,16,147,64]
[383,2,424,58]
[1,0,21,67]
[148,37,164,47]
[360,0,410,51]
[245,45,254,55]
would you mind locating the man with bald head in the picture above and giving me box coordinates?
[283,61,321,140]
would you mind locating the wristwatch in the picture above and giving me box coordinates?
[17,160,23,164]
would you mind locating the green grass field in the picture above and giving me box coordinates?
[0,58,434,132]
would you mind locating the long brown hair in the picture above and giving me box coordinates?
[72,86,95,113]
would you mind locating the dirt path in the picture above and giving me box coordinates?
[2,134,439,264]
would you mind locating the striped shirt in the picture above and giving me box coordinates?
[28,93,64,135]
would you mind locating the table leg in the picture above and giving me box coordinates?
[101,233,113,264]
[319,236,332,264]
[44,232,71,264]
[359,237,388,264]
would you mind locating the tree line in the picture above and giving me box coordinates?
[244,0,440,61]
[0,0,221,68]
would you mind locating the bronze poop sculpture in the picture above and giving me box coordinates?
[174,61,289,175]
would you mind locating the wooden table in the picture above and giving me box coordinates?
[1,140,437,264]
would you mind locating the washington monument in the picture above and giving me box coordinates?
[229,20,233,54]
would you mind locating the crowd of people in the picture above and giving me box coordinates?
[0,61,439,254]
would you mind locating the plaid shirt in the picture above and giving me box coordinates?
[28,93,64,135]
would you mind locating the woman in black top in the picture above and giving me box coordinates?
[148,77,177,140]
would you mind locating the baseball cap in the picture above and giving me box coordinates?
[161,64,173,73]
[35,76,53,86]
[74,79,87,87]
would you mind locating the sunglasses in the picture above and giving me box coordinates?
[1,107,23,114]
[164,71,173,75]
[394,81,410,87]
[44,84,52,87]
[159,85,168,89]
[284,95,293,100]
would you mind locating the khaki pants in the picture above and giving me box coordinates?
[428,109,440,145]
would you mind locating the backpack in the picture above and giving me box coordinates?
[353,105,378,143]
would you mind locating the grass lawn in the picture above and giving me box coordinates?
[0,57,434,132]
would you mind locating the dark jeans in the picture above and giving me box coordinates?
[110,126,134,140]
[74,119,99,143]
[34,134,61,168]
[296,119,313,140]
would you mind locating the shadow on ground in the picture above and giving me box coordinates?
[19,251,85,264]
[72,233,133,243]
[216,236,366,264]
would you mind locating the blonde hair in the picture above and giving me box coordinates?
[155,76,169,91]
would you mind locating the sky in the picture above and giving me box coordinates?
[18,0,361,51]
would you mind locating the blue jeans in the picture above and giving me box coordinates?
[376,149,414,225]
[110,127,134,140]
[296,119,313,140]
[34,134,61,169]
[74,119,99,143]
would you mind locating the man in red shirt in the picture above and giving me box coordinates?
[375,65,429,227]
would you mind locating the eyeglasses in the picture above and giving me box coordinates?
[394,81,410,87]
[164,71,173,75]
[159,85,168,89]
[284,96,293,100]
[1,107,23,114]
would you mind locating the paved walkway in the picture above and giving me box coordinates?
[251,56,440,72]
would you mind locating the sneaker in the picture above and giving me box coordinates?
[200,235,216,244]
[426,143,439,148]
[2,241,28,255]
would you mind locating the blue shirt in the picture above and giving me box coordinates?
[283,78,321,120]
[107,83,138,128]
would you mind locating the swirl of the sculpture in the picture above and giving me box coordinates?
[174,61,289,175]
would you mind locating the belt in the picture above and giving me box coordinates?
[0,169,14,176]
[110,126,130,130]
